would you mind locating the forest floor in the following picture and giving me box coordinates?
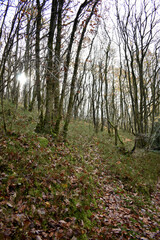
[0,102,160,240]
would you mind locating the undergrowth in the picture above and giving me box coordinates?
[0,101,160,239]
[68,120,160,197]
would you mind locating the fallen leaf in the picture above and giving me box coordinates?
[37,208,46,215]
[31,204,36,213]
[6,202,13,208]
[45,201,50,207]
[59,220,67,227]
[71,237,77,240]
[36,236,42,240]
[112,228,121,234]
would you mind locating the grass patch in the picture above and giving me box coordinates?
[68,120,160,197]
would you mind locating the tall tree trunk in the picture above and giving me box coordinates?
[44,0,58,132]
[104,42,111,134]
[99,62,104,131]
[35,0,46,111]
[12,31,19,104]
[53,0,64,120]
[63,0,99,139]
[54,0,94,136]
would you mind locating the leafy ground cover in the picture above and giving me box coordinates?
[0,104,160,239]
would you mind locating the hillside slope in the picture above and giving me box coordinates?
[0,105,160,239]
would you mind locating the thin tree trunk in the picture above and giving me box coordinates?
[54,0,94,136]
[44,0,57,131]
[35,0,46,111]
[53,0,64,120]
[104,40,111,134]
[63,0,99,140]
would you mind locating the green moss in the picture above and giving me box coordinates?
[37,137,49,147]
[29,188,42,197]
[79,234,88,240]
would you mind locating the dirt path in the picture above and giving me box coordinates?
[80,142,160,239]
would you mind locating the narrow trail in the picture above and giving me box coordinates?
[71,135,160,239]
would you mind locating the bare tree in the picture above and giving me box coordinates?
[63,0,100,139]
[54,0,99,136]
[44,0,58,131]
[116,0,160,147]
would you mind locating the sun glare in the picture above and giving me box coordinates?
[17,72,27,86]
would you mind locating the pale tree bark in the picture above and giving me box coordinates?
[91,64,98,132]
[104,37,111,134]
[12,30,19,105]
[99,62,104,131]
[111,66,116,125]
[117,42,124,129]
